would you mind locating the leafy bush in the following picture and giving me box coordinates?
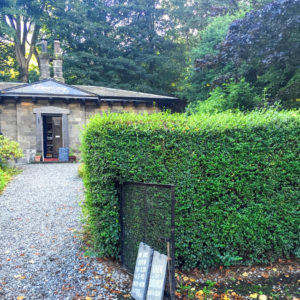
[0,135,23,164]
[0,136,22,192]
[82,110,300,269]
[194,79,260,114]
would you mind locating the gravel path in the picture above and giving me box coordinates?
[0,164,131,300]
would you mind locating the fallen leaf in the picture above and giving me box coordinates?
[85,297,92,300]
[250,293,258,298]
[28,260,35,264]
[17,297,25,300]
[183,276,189,281]
[123,294,131,298]
[242,272,248,277]
[259,295,267,300]
[272,268,277,272]
[262,272,269,279]
[14,275,26,280]
[196,290,204,298]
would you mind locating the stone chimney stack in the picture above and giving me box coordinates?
[53,39,64,82]
[38,39,50,80]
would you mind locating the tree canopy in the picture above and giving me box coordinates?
[0,0,54,82]
[188,0,300,111]
[0,0,298,110]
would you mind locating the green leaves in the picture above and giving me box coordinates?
[82,110,300,269]
[0,135,23,163]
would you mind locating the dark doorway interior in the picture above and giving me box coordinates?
[42,115,62,158]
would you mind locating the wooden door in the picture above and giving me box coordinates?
[52,116,62,158]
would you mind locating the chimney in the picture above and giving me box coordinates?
[38,39,50,80]
[53,39,64,82]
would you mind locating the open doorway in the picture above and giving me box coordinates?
[42,115,62,159]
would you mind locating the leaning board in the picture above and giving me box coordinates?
[131,243,153,300]
[146,251,168,300]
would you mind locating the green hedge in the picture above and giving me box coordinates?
[81,110,300,269]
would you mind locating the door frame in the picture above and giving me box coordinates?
[33,106,70,160]
[43,114,63,158]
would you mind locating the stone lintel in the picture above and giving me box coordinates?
[33,106,70,115]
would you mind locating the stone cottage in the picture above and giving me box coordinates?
[0,40,178,163]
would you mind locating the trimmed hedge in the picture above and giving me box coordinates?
[81,110,300,269]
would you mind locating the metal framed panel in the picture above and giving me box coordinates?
[120,182,176,299]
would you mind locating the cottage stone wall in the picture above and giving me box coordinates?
[0,100,160,163]
[0,101,18,141]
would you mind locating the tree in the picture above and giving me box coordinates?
[178,12,244,107]
[0,0,52,82]
[115,0,187,94]
[194,0,300,107]
[49,0,187,95]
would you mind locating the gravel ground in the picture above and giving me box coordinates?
[0,163,131,300]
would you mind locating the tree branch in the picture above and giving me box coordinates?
[25,23,41,69]
[7,15,17,31]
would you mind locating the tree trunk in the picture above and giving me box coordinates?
[11,16,40,83]
[19,67,29,83]
[14,41,28,83]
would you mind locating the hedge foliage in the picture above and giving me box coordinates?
[81,110,300,269]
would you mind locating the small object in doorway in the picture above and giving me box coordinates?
[35,153,42,162]
[59,147,69,162]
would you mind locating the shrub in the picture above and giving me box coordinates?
[81,109,300,269]
[0,136,22,192]
[0,135,23,164]
[194,79,260,114]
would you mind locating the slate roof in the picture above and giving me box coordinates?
[0,79,177,102]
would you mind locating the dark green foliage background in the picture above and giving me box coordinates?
[81,110,300,269]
